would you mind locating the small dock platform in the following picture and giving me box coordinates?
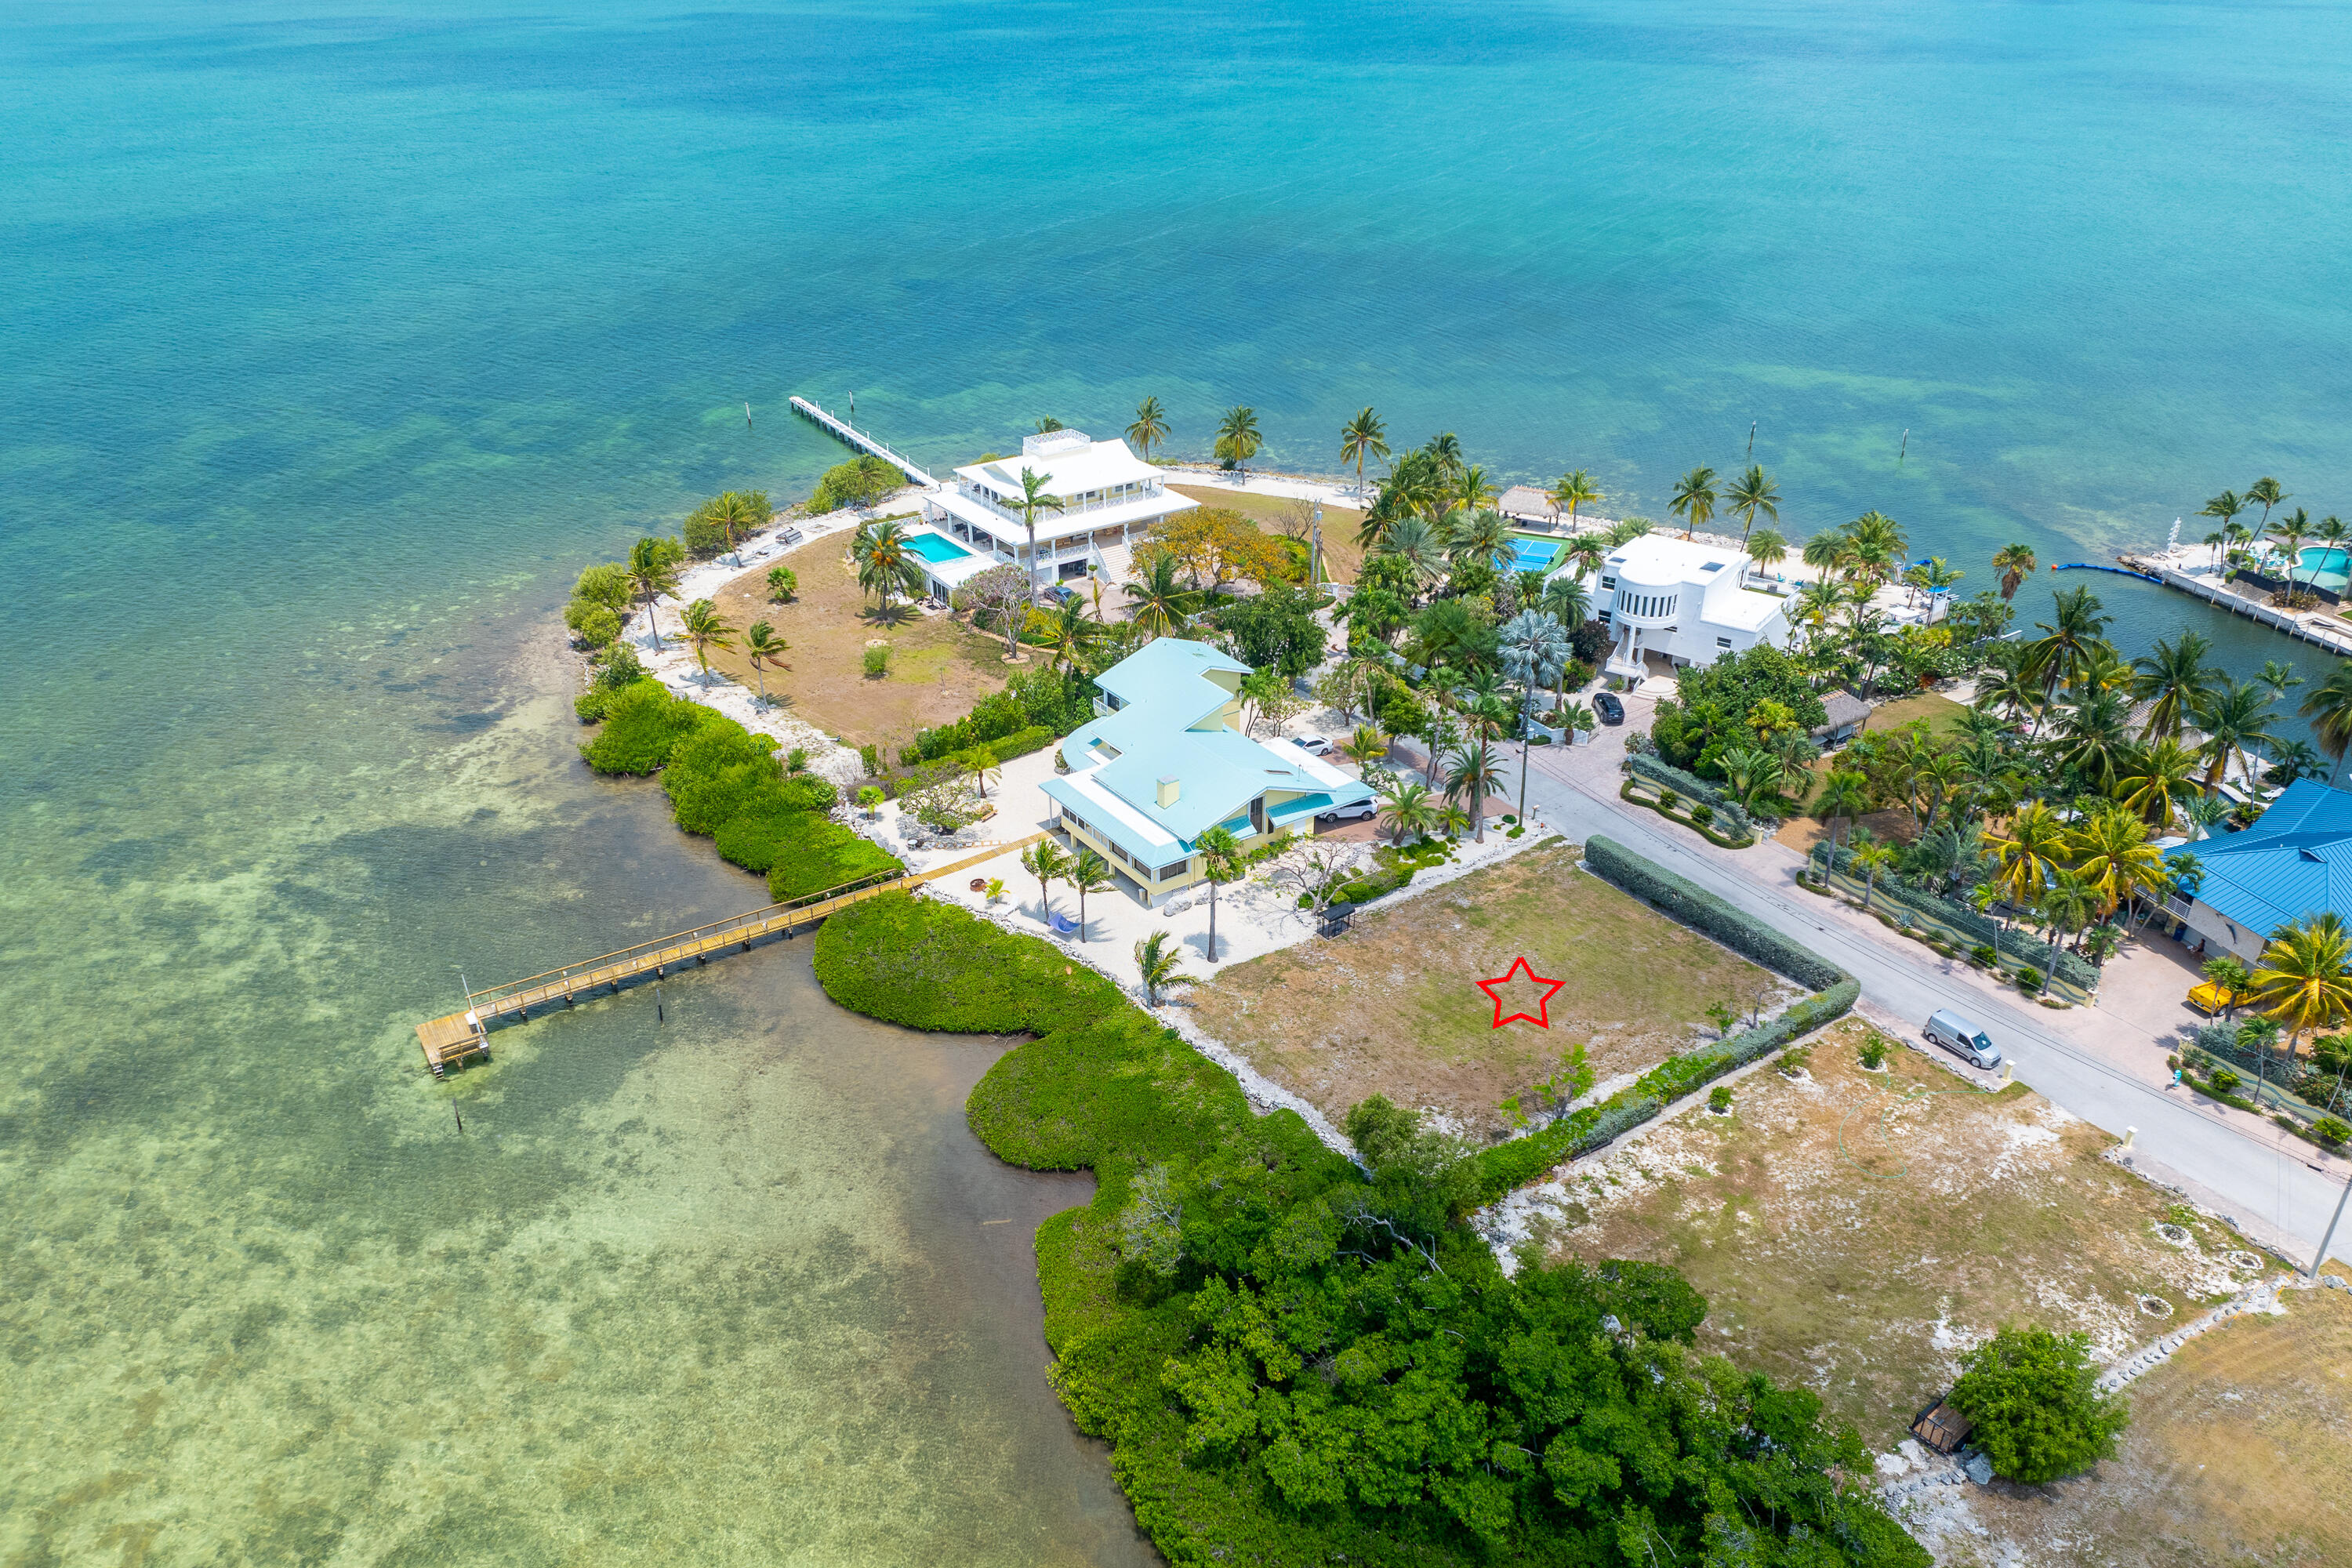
[789,396,936,487]
[415,837,1040,1076]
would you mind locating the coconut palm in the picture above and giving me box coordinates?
[1851,839,1898,912]
[2180,792,2230,842]
[1449,507,1514,577]
[1214,405,1262,474]
[2129,632,2218,742]
[1134,929,1197,1007]
[1195,824,1244,960]
[1340,724,1392,772]
[1725,463,1779,549]
[1539,575,1591,633]
[1020,839,1072,921]
[1846,511,1909,586]
[1991,543,2038,601]
[1124,552,1191,638]
[1045,597,1098,670]
[1800,529,1852,584]
[2301,664,2352,784]
[2056,688,2134,795]
[1443,738,1506,843]
[1987,800,2069,909]
[744,620,788,703]
[1338,406,1388,499]
[1549,469,1602,532]
[1669,465,1719,539]
[1810,768,1872,880]
[2252,914,2352,1064]
[1065,848,1113,941]
[2115,739,2200,831]
[1422,432,1465,477]
[852,517,929,615]
[2191,680,2277,791]
[1745,527,1788,584]
[1127,396,1170,461]
[1973,663,2042,728]
[956,745,1002,800]
[1453,465,1498,518]
[2071,805,2169,918]
[2035,869,2100,987]
[2023,585,2113,699]
[2256,659,2307,702]
[696,490,765,563]
[2198,491,2245,559]
[2269,506,2314,593]
[679,597,735,688]
[1561,534,1608,585]
[625,534,684,650]
[2246,476,2288,535]
[1794,579,1845,651]
[1381,514,1450,595]
[2265,737,2329,788]
[1377,779,1441,846]
[1011,466,1067,599]
[1497,609,1569,816]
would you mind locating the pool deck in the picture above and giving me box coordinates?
[2118,546,2352,659]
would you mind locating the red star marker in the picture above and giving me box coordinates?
[1476,956,1566,1029]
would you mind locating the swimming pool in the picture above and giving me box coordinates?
[2297,546,2350,591]
[1508,536,1559,573]
[906,531,976,564]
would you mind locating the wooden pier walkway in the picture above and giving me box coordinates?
[414,835,1042,1076]
[789,396,937,488]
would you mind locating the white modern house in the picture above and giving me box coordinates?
[1555,532,1793,687]
[1038,639,1377,907]
[907,428,1198,601]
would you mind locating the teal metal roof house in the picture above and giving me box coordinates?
[1038,639,1377,906]
[2166,779,2352,961]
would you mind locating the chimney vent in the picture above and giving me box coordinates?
[1156,776,1180,808]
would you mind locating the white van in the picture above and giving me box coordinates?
[1925,1009,2002,1070]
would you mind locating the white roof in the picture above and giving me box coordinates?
[956,437,1160,499]
[927,484,1194,543]
[1602,532,1751,581]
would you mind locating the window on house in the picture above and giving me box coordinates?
[1716,636,1733,649]
[1158,859,1189,881]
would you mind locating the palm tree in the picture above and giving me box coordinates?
[1669,466,1719,539]
[2198,491,2245,560]
[1134,929,1197,1007]
[1012,466,1067,600]
[2256,659,2307,702]
[2246,476,2288,536]
[1549,470,1602,532]
[851,517,929,615]
[1800,528,1852,584]
[1987,800,2069,910]
[1337,406,1388,500]
[1124,553,1190,638]
[1973,664,2042,729]
[1046,597,1097,670]
[1381,515,1450,596]
[1991,543,2038,601]
[1449,507,1514,577]
[1561,534,1608,585]
[1020,839,1071,920]
[1340,724,1392,772]
[2252,914,2352,1065]
[2129,632,2217,742]
[2116,739,2200,831]
[1422,432,1465,477]
[744,620,788,703]
[2036,869,2100,989]
[1454,464,1497,516]
[701,490,765,562]
[2023,585,2113,699]
[1377,779,1441,845]
[1214,406,1262,474]
[1744,527,1788,585]
[1846,511,1909,586]
[1127,396,1169,461]
[679,597,735,688]
[1066,848,1113,941]
[2302,664,2352,785]
[1810,769,1872,882]
[1195,825,1244,960]
[2180,792,2230,843]
[626,535,684,650]
[2071,805,2169,919]
[1443,739,1506,843]
[2269,506,2314,593]
[1725,463,1779,549]
[1852,840,1897,912]
[1497,608,1569,817]
[2192,680,2277,791]
[955,745,1002,800]
[2057,688,2135,796]
[1539,575,1591,636]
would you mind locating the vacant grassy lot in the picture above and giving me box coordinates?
[700,537,1009,751]
[1190,841,1792,1140]
[1517,1017,2268,1443]
[1947,1280,2352,1567]
[1167,484,1367,584]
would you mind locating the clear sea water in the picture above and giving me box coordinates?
[5,1,2351,1560]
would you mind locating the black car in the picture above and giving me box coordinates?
[1594,691,1625,725]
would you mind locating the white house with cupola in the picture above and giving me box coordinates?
[908,428,1198,599]
[1554,532,1793,687]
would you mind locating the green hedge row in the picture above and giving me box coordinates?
[579,681,902,900]
[1628,754,1755,835]
[1584,834,1846,989]
[902,666,1094,767]
[1811,841,2098,989]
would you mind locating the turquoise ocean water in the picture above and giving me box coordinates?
[5,2,2351,1560]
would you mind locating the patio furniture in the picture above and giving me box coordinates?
[969,878,987,893]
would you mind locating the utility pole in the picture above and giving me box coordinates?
[1747,420,1756,459]
[2312,1166,2352,1279]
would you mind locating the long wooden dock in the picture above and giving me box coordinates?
[789,395,937,488]
[414,836,1042,1076]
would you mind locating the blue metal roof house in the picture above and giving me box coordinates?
[2166,779,2352,962]
[1038,639,1377,906]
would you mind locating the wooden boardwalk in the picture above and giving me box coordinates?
[789,396,937,487]
[414,836,1042,1076]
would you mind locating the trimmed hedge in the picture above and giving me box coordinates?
[1621,781,1754,848]
[902,667,1095,767]
[1629,754,1753,836]
[984,724,1056,764]
[1584,834,1846,989]
[1811,842,2097,990]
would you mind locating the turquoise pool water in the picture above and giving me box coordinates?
[908,531,976,564]
[2298,546,2350,589]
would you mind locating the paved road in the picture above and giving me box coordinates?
[1515,761,2351,1264]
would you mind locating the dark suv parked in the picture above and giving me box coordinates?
[1594,691,1625,725]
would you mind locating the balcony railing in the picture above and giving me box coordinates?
[957,482,1166,525]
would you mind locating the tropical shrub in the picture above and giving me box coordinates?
[808,455,902,514]
[903,666,1097,766]
[767,564,797,601]
[1708,1085,1733,1112]
[862,643,891,678]
[1584,835,1849,989]
[1949,1327,2129,1484]
[683,489,771,557]
[1858,1034,1890,1069]
[1815,840,2097,989]
[1216,582,1326,676]
[811,895,1924,1568]
[581,682,721,774]
[1629,755,1754,836]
